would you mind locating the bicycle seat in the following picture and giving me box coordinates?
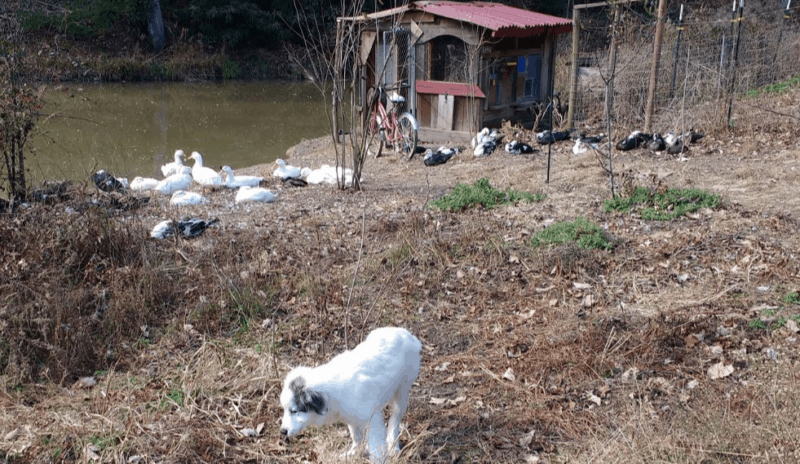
[389,92,405,103]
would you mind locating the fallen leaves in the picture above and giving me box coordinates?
[707,362,735,380]
[429,396,467,408]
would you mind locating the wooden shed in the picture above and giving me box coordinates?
[341,1,572,142]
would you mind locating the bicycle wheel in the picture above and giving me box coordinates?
[367,107,386,157]
[396,113,418,159]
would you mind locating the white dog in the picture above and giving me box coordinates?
[280,327,422,462]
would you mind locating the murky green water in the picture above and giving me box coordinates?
[28,81,330,182]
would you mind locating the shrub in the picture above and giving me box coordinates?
[221,60,240,80]
[604,186,720,220]
[531,217,611,250]
[429,178,546,212]
[746,74,800,98]
[0,65,45,202]
[19,0,149,39]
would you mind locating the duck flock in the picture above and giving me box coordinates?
[92,149,360,240]
[386,124,703,170]
[95,128,705,239]
[462,126,704,159]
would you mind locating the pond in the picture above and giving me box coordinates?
[28,81,330,183]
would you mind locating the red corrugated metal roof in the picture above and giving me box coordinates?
[416,80,486,98]
[415,2,572,37]
[346,1,572,37]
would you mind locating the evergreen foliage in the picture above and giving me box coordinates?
[530,217,611,250]
[16,0,571,50]
[429,177,546,212]
[604,187,720,221]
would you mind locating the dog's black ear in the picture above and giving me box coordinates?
[289,375,306,394]
[302,389,328,415]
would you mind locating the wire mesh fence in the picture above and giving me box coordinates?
[555,3,800,133]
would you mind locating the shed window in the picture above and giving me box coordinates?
[518,54,541,102]
[430,36,470,83]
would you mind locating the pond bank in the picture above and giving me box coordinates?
[12,29,303,83]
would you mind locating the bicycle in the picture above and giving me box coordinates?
[367,82,419,160]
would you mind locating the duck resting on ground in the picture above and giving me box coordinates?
[92,170,127,192]
[283,177,308,187]
[648,133,666,152]
[221,165,264,188]
[471,128,490,148]
[161,149,192,177]
[572,133,605,155]
[665,132,687,155]
[305,165,359,185]
[535,129,573,145]
[505,140,536,155]
[235,186,277,204]
[154,172,192,195]
[616,131,652,151]
[272,158,303,179]
[473,128,501,157]
[683,128,704,144]
[130,176,159,192]
[170,190,209,206]
[189,152,224,189]
[424,147,458,166]
[577,132,604,144]
[150,218,219,240]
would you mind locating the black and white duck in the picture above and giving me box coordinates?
[150,218,219,240]
[424,147,458,166]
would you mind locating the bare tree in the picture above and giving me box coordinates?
[289,0,408,190]
[0,10,44,203]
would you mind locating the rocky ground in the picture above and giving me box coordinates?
[1,86,800,463]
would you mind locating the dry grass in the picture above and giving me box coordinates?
[2,87,800,463]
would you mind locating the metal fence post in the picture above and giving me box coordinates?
[727,0,745,126]
[567,7,580,130]
[669,4,685,100]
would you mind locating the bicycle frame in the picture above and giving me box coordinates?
[371,98,402,143]
[368,83,418,158]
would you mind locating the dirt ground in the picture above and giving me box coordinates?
[2,88,800,463]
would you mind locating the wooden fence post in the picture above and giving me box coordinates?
[644,0,668,132]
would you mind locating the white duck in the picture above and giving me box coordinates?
[189,151,224,189]
[471,128,490,148]
[272,158,303,179]
[235,186,277,204]
[305,164,358,185]
[130,176,159,192]
[161,150,192,177]
[170,190,209,206]
[222,165,264,188]
[154,172,192,195]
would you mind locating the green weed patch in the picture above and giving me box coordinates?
[429,178,546,212]
[531,217,611,250]
[746,74,800,98]
[604,187,720,220]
